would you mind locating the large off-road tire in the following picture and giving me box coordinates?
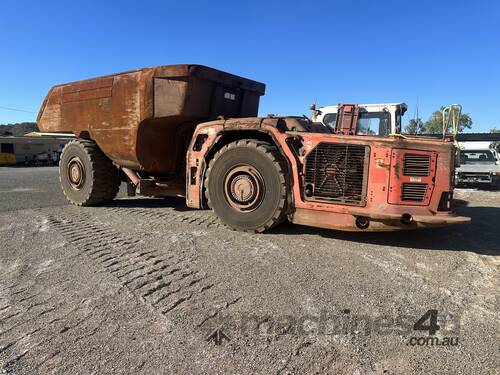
[205,139,289,233]
[59,139,121,206]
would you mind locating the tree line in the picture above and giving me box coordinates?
[404,107,473,135]
[0,122,39,136]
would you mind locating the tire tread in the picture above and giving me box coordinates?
[60,139,120,206]
[205,139,289,233]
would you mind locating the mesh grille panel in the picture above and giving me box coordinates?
[304,143,369,205]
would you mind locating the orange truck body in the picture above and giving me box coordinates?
[37,64,265,173]
[38,64,470,231]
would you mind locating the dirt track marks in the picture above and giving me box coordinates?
[46,212,216,318]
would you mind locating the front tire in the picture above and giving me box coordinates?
[205,139,289,233]
[59,139,121,206]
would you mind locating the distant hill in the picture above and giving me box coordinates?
[0,122,39,136]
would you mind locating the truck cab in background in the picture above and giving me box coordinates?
[311,103,407,136]
[456,142,500,189]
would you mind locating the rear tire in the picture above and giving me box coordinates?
[205,139,289,233]
[59,139,121,206]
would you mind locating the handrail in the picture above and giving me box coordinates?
[442,104,462,146]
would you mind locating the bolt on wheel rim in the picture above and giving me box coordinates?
[224,165,264,212]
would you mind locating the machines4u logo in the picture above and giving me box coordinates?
[407,310,460,347]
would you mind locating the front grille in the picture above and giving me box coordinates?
[304,143,369,205]
[403,153,431,176]
[401,183,428,202]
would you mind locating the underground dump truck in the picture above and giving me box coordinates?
[37,64,470,232]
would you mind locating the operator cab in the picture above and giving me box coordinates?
[311,103,407,136]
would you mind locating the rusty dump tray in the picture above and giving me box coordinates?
[37,64,265,172]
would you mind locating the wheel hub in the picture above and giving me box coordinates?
[224,165,264,211]
[67,157,85,189]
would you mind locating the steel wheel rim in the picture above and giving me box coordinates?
[67,156,85,190]
[223,165,265,212]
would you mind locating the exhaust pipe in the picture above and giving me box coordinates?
[122,167,140,185]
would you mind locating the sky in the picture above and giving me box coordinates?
[0,0,499,132]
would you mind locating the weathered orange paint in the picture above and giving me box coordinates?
[38,65,265,172]
[38,65,469,232]
[187,117,470,231]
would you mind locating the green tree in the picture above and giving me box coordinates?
[404,117,424,134]
[422,107,472,134]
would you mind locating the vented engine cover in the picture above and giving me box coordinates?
[304,143,370,205]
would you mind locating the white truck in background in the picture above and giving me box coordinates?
[456,142,500,189]
[310,103,408,135]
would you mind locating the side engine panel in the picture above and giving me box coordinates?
[303,142,371,206]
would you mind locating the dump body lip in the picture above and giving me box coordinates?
[41,64,266,94]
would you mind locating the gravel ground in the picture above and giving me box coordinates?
[0,166,498,374]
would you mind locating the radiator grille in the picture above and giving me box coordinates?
[401,183,428,202]
[304,143,369,205]
[403,153,431,176]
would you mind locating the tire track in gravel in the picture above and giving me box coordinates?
[98,206,313,331]
[96,206,292,326]
[3,203,225,373]
[46,211,218,319]
[46,206,250,339]
[102,205,224,230]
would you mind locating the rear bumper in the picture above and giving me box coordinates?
[292,208,470,232]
